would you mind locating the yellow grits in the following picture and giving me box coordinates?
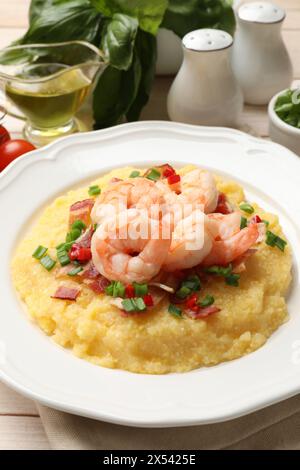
[11,166,292,374]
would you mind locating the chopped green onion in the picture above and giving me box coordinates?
[56,241,73,252]
[239,203,254,214]
[40,255,56,271]
[32,245,48,260]
[146,168,161,181]
[71,220,86,231]
[168,304,182,318]
[181,275,201,292]
[133,282,148,297]
[122,298,136,312]
[57,249,70,267]
[88,185,101,196]
[113,281,125,298]
[129,170,140,178]
[93,223,98,231]
[134,297,146,311]
[266,231,287,252]
[240,216,248,230]
[66,228,81,243]
[176,286,191,299]
[67,266,83,276]
[105,282,114,296]
[225,273,240,287]
[205,264,232,277]
[121,297,146,312]
[262,219,270,227]
[198,294,215,307]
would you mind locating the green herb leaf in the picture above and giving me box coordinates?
[91,0,168,35]
[22,1,102,45]
[32,245,48,260]
[168,304,182,318]
[162,0,236,38]
[101,13,138,70]
[93,54,141,128]
[126,30,157,121]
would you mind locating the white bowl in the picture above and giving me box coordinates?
[269,90,300,157]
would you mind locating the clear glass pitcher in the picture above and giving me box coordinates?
[0,41,107,146]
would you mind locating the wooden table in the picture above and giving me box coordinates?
[0,0,299,450]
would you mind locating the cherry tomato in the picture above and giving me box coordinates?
[0,125,10,146]
[0,139,36,171]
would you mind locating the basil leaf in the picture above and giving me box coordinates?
[22,0,102,44]
[101,13,138,70]
[91,0,168,35]
[126,29,156,121]
[162,0,236,38]
[93,52,141,128]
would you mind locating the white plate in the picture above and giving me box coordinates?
[1,121,300,427]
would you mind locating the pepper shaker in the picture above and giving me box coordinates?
[167,29,243,127]
[231,2,293,105]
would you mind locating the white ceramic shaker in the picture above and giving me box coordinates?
[231,2,293,105]
[167,29,243,127]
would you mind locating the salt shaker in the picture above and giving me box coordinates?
[167,29,243,127]
[231,2,293,105]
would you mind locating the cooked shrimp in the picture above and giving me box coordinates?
[163,211,213,272]
[91,177,168,225]
[206,212,242,240]
[178,169,219,214]
[91,208,171,284]
[202,222,259,266]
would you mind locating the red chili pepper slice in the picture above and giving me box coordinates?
[125,284,135,298]
[168,174,181,185]
[143,294,154,307]
[69,244,92,262]
[163,166,176,178]
[185,293,198,310]
[251,215,262,224]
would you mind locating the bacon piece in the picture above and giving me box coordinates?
[83,276,110,294]
[76,227,94,248]
[185,306,221,319]
[52,286,80,301]
[69,199,94,227]
[215,192,232,214]
[79,261,100,280]
[110,177,123,184]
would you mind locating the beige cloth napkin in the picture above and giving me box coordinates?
[36,395,300,450]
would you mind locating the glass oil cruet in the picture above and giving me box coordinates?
[0,41,107,147]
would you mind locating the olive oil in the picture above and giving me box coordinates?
[6,64,91,128]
